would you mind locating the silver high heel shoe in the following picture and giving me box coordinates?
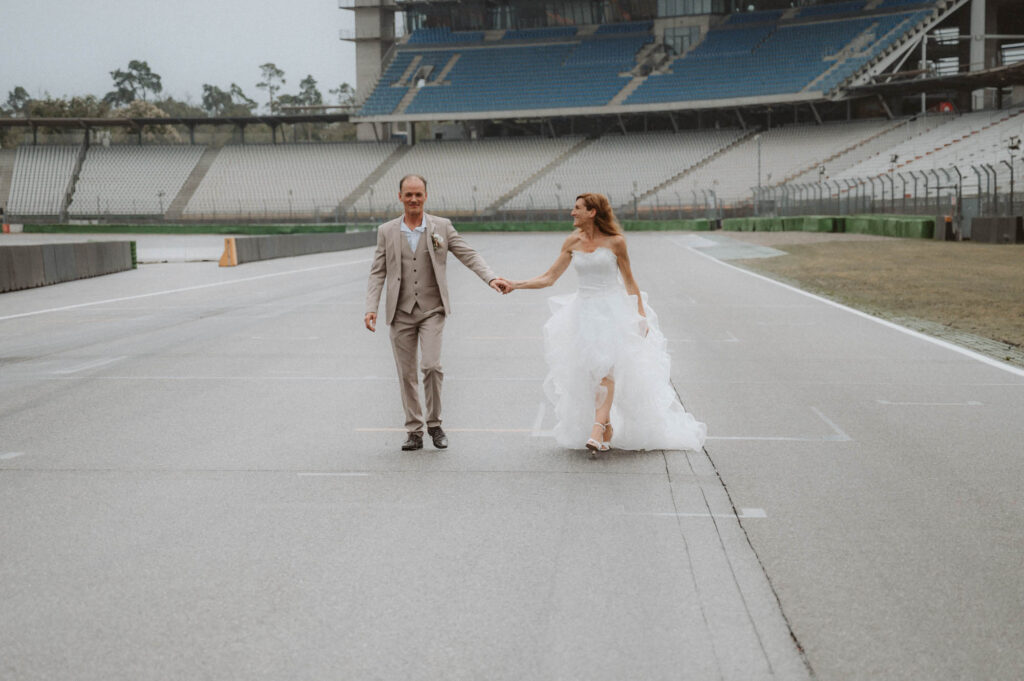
[586,422,611,457]
[601,422,613,451]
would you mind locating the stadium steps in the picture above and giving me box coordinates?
[394,55,461,115]
[166,146,219,220]
[393,87,421,116]
[395,55,424,88]
[433,54,461,82]
[339,144,412,211]
[0,149,16,210]
[609,75,648,106]
[59,138,89,222]
[631,128,760,209]
[488,137,598,212]
[806,21,883,93]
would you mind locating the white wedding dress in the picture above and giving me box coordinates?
[543,247,707,451]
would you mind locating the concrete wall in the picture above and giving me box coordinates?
[970,216,1024,243]
[220,230,378,266]
[1,241,135,293]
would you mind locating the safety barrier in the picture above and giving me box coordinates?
[843,215,934,239]
[219,230,378,266]
[0,241,136,293]
[722,216,841,232]
[970,217,1024,244]
[722,215,934,238]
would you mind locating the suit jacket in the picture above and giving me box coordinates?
[365,213,496,325]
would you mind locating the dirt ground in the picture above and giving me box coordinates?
[726,232,1024,366]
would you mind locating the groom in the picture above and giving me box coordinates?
[364,174,510,451]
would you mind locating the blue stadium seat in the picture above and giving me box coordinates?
[357,5,936,116]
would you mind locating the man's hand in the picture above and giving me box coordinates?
[490,277,513,294]
[364,312,377,332]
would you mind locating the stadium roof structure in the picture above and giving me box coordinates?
[0,113,351,136]
[851,60,1024,97]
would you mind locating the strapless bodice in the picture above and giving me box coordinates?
[572,247,623,298]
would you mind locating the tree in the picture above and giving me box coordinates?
[202,84,233,116]
[27,95,108,118]
[298,75,323,107]
[5,86,31,116]
[256,62,286,113]
[104,59,162,105]
[230,83,258,114]
[110,100,181,143]
[329,83,355,107]
[276,93,301,110]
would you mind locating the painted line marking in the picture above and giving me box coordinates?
[811,406,852,442]
[51,356,127,375]
[642,507,767,519]
[683,244,1024,379]
[0,452,26,461]
[297,472,371,478]
[0,258,371,322]
[877,399,983,406]
[707,407,851,443]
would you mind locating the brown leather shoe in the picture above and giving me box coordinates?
[427,425,448,449]
[401,433,423,451]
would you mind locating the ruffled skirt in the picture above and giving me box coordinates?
[543,289,707,451]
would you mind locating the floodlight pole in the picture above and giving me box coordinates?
[754,133,762,216]
[1002,159,1014,215]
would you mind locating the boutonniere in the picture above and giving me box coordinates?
[431,233,444,251]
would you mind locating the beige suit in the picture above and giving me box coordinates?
[365,213,496,434]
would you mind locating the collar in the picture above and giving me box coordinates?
[400,216,426,233]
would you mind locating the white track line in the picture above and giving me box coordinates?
[50,356,126,375]
[684,245,1024,379]
[0,259,370,322]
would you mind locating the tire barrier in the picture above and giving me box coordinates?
[722,215,934,239]
[219,230,378,267]
[0,241,136,293]
[970,217,1024,244]
[843,215,934,239]
[722,216,842,232]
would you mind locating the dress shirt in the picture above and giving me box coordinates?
[400,220,425,252]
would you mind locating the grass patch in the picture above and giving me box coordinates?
[732,237,1024,353]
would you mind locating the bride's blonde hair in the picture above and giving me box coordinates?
[576,193,623,237]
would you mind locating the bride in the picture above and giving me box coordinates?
[506,193,706,455]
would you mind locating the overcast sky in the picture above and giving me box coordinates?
[1,0,359,110]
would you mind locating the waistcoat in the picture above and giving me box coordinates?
[396,230,443,314]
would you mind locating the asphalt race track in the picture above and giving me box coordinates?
[2,231,1022,680]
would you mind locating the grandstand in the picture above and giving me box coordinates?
[7,146,78,216]
[183,142,401,218]
[355,1,942,121]
[3,0,1024,229]
[69,145,205,216]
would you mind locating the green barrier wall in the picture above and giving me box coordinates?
[844,215,934,239]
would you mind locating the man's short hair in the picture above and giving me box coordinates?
[399,174,427,192]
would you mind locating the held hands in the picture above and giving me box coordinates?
[490,277,514,294]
